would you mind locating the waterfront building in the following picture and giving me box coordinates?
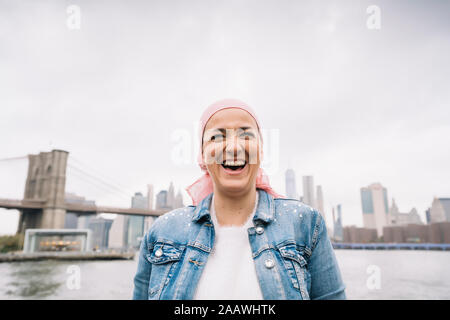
[428,222,450,243]
[429,198,450,223]
[360,183,389,237]
[23,229,92,253]
[425,208,431,224]
[383,222,450,243]
[343,226,377,243]
[88,217,113,250]
[382,225,405,243]
[388,198,423,225]
[77,214,94,230]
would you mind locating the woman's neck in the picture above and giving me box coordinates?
[212,188,257,226]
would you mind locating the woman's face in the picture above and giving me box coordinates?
[202,108,261,197]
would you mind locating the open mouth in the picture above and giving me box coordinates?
[221,160,247,171]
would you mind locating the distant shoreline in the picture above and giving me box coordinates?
[0,251,135,263]
[332,242,450,251]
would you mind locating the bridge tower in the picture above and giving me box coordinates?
[17,149,69,234]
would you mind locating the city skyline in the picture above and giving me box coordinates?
[0,148,448,249]
[0,152,447,235]
[1,0,450,234]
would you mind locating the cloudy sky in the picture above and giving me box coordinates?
[1,0,449,235]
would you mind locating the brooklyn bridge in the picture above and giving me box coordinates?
[0,149,168,234]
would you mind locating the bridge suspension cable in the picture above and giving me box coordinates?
[67,163,133,201]
[0,155,28,162]
[69,155,130,192]
[67,168,131,203]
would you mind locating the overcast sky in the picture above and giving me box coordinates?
[1,0,449,235]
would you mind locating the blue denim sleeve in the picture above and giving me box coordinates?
[308,213,346,300]
[132,231,152,300]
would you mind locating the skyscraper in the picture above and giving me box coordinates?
[125,192,147,248]
[360,183,389,237]
[156,190,169,210]
[88,217,113,250]
[108,214,126,249]
[302,176,315,207]
[174,189,184,209]
[167,182,175,209]
[316,185,326,226]
[333,205,343,241]
[144,184,155,233]
[65,192,96,229]
[147,184,154,210]
[109,186,156,250]
[285,169,298,199]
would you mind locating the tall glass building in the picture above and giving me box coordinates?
[360,183,389,237]
[333,204,343,241]
[302,176,315,207]
[88,217,113,250]
[125,192,147,249]
[285,169,298,199]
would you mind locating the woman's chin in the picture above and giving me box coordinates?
[216,180,252,195]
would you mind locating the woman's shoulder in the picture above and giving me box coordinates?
[273,197,323,220]
[144,206,196,241]
[272,197,327,249]
[151,206,196,228]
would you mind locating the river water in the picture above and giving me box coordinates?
[0,250,449,300]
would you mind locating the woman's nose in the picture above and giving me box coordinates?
[224,136,245,160]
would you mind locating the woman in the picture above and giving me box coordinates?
[133,99,346,300]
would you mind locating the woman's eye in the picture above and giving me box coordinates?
[241,132,255,139]
[211,134,224,141]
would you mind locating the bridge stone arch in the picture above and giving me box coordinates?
[17,149,69,234]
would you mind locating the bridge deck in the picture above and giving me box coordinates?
[0,198,167,217]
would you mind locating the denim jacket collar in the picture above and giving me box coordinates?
[191,189,275,224]
[191,192,213,222]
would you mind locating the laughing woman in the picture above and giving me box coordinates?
[133,99,346,300]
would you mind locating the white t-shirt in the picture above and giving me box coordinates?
[193,193,264,300]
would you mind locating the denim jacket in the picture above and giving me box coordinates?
[133,189,346,300]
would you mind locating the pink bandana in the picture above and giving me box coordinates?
[186,98,284,206]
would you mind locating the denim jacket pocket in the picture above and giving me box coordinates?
[279,244,310,300]
[146,242,184,299]
[147,242,184,264]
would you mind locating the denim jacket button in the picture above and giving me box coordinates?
[264,259,275,269]
[256,226,264,235]
[155,249,163,257]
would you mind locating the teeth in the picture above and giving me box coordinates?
[223,160,246,166]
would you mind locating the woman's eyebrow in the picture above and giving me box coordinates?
[210,127,255,133]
